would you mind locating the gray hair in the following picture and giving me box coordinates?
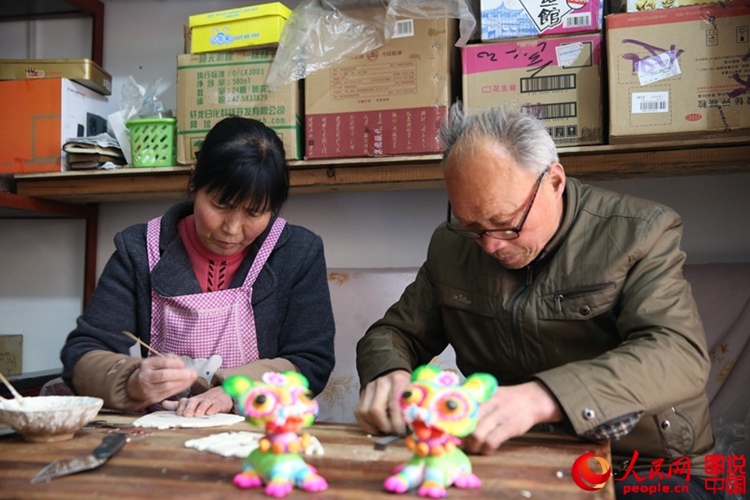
[439,102,559,175]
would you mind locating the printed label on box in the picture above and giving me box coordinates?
[480,0,602,41]
[462,34,604,146]
[607,1,750,142]
[305,107,447,158]
[177,50,301,162]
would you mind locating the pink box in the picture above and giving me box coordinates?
[462,33,604,146]
[480,0,603,41]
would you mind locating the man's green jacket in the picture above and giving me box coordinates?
[357,177,715,472]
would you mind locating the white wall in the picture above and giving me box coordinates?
[1,0,749,373]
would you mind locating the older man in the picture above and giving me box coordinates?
[355,103,717,499]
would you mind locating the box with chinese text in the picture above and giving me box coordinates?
[189,2,291,53]
[304,17,457,159]
[480,0,602,41]
[177,49,301,163]
[462,33,604,146]
[607,2,750,143]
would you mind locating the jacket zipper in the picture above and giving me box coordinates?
[509,266,536,372]
[553,281,616,312]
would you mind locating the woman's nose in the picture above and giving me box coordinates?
[222,212,241,234]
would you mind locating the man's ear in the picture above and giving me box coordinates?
[548,162,566,196]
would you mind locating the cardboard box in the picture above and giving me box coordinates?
[177,49,302,163]
[0,335,22,376]
[607,2,750,144]
[305,18,457,159]
[0,58,112,95]
[0,78,114,175]
[624,0,735,13]
[480,0,603,41]
[462,33,604,146]
[188,2,291,54]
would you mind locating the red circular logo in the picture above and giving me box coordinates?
[572,452,612,491]
[568,0,589,9]
[685,113,702,122]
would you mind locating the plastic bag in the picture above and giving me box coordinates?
[266,0,477,91]
[119,76,171,121]
[110,76,172,165]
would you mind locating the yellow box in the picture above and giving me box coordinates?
[0,335,23,376]
[189,2,291,54]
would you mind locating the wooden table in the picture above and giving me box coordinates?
[0,414,614,499]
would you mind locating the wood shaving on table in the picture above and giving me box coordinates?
[184,431,325,458]
[132,410,245,429]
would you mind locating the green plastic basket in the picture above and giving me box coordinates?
[126,117,177,167]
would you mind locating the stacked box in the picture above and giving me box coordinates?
[305,18,457,159]
[624,0,736,13]
[0,78,114,175]
[480,0,603,41]
[0,335,22,376]
[462,33,604,146]
[607,1,750,144]
[176,49,302,163]
[188,2,291,54]
[0,58,112,95]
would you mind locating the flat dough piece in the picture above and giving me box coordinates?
[132,410,245,429]
[184,431,325,458]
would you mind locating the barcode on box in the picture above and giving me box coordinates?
[521,74,577,93]
[631,92,669,114]
[523,102,578,119]
[564,13,591,28]
[392,19,415,38]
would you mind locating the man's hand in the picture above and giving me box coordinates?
[161,386,234,417]
[354,369,411,436]
[126,354,197,406]
[463,380,564,454]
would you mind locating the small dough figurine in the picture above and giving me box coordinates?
[384,365,498,498]
[223,371,327,498]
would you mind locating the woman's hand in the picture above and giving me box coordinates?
[161,386,234,417]
[126,354,197,406]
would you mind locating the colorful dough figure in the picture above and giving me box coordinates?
[384,365,498,498]
[223,371,327,498]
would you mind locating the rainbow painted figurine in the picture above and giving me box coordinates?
[223,371,327,498]
[384,365,498,498]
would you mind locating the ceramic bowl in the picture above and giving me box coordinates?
[0,396,103,442]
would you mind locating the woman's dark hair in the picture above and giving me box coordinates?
[189,116,289,214]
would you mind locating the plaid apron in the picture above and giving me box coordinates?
[145,216,286,369]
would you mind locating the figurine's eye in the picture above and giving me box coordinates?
[401,385,427,407]
[246,388,277,417]
[436,391,470,421]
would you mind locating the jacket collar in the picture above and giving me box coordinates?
[531,177,580,267]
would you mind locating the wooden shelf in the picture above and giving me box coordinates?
[11,138,750,203]
[0,0,104,66]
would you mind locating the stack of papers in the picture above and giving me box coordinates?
[63,133,126,170]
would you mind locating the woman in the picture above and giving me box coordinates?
[60,117,335,417]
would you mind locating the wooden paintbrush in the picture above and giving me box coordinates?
[122,331,165,358]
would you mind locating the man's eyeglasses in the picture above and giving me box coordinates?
[446,167,548,241]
